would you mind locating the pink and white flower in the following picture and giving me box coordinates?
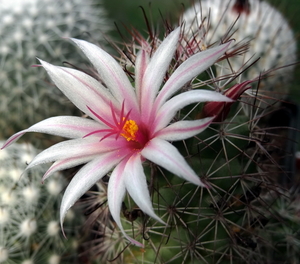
[2,28,232,247]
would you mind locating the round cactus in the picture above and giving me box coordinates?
[0,141,83,263]
[0,0,110,142]
[181,0,297,114]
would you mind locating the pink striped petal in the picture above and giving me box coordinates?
[154,41,232,111]
[155,117,213,141]
[123,153,164,224]
[135,50,149,103]
[1,116,103,149]
[39,60,118,122]
[154,90,232,133]
[26,137,129,171]
[140,28,180,122]
[42,156,97,182]
[70,38,140,120]
[60,151,129,234]
[107,157,144,247]
[141,138,206,187]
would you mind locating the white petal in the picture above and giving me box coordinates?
[26,137,124,170]
[135,50,149,103]
[60,151,127,234]
[142,138,206,187]
[39,60,118,122]
[155,117,213,141]
[42,156,97,181]
[70,38,139,119]
[154,41,232,110]
[140,28,180,122]
[124,153,164,224]
[1,116,103,149]
[107,158,144,247]
[154,90,232,133]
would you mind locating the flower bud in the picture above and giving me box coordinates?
[202,80,253,122]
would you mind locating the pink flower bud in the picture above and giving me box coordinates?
[202,80,253,122]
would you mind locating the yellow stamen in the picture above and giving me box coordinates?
[121,119,138,141]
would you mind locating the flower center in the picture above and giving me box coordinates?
[85,103,145,145]
[121,119,138,141]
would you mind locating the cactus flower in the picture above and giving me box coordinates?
[2,28,232,247]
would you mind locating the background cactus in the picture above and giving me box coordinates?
[0,141,83,263]
[181,0,297,115]
[0,0,110,144]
